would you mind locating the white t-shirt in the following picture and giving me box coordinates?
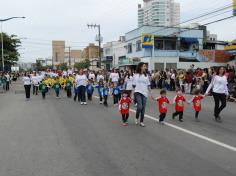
[206,75,228,95]
[5,74,10,81]
[97,75,104,82]
[133,74,150,97]
[125,76,134,90]
[109,72,119,82]
[75,74,88,87]
[89,73,95,80]
[31,76,40,85]
[23,77,31,85]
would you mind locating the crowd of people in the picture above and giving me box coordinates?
[1,63,235,126]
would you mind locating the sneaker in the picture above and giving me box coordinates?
[140,122,145,127]
[135,119,139,125]
[122,123,128,126]
[84,102,87,105]
[179,119,184,122]
[81,102,84,105]
[159,121,165,125]
[100,101,103,104]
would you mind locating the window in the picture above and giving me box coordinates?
[154,40,164,50]
[127,43,132,53]
[136,40,142,51]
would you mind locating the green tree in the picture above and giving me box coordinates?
[57,63,68,71]
[35,60,43,71]
[74,59,91,70]
[0,33,21,71]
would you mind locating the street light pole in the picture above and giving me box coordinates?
[87,24,102,68]
[0,16,25,71]
[1,22,4,71]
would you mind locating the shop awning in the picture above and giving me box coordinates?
[181,37,199,44]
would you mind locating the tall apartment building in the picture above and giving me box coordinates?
[138,0,180,27]
[52,41,65,66]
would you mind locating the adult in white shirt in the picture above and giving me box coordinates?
[124,70,134,95]
[109,69,120,83]
[75,69,88,105]
[22,72,32,101]
[132,62,151,127]
[205,67,228,122]
[97,71,104,83]
[32,72,40,95]
[5,73,11,91]
[88,71,95,82]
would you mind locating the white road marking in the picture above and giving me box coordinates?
[93,96,236,152]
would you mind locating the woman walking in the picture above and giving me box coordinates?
[124,70,134,96]
[132,62,151,127]
[75,69,88,105]
[205,67,228,122]
[22,72,32,101]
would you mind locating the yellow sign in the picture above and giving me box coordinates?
[141,33,154,48]
[225,45,236,50]
[234,0,236,16]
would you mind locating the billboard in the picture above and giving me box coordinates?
[234,0,236,16]
[141,33,153,49]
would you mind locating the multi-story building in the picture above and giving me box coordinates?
[138,0,180,27]
[102,36,126,70]
[122,25,206,70]
[52,41,65,66]
[52,40,83,68]
[82,43,99,60]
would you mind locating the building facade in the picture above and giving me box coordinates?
[102,37,126,70]
[122,25,205,70]
[52,41,65,66]
[138,0,180,27]
[52,40,83,68]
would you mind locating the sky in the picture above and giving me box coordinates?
[0,0,235,62]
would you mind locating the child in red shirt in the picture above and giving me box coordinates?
[172,88,186,122]
[119,90,132,126]
[188,89,204,122]
[151,89,170,125]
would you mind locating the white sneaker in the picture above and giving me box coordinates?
[100,101,103,104]
[81,102,84,105]
[135,119,139,125]
[84,102,87,105]
[140,122,145,127]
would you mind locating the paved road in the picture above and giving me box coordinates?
[0,83,236,176]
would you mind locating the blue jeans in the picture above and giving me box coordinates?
[135,92,147,123]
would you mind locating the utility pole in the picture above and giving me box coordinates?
[68,46,71,68]
[87,24,102,68]
[65,46,71,68]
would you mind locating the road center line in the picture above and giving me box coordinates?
[93,96,236,152]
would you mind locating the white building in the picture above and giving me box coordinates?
[102,36,126,70]
[138,0,180,27]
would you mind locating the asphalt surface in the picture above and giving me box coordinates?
[0,82,236,176]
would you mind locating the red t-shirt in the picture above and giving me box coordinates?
[174,95,186,112]
[157,97,170,113]
[193,95,204,111]
[119,97,132,115]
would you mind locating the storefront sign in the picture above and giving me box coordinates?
[141,33,153,49]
